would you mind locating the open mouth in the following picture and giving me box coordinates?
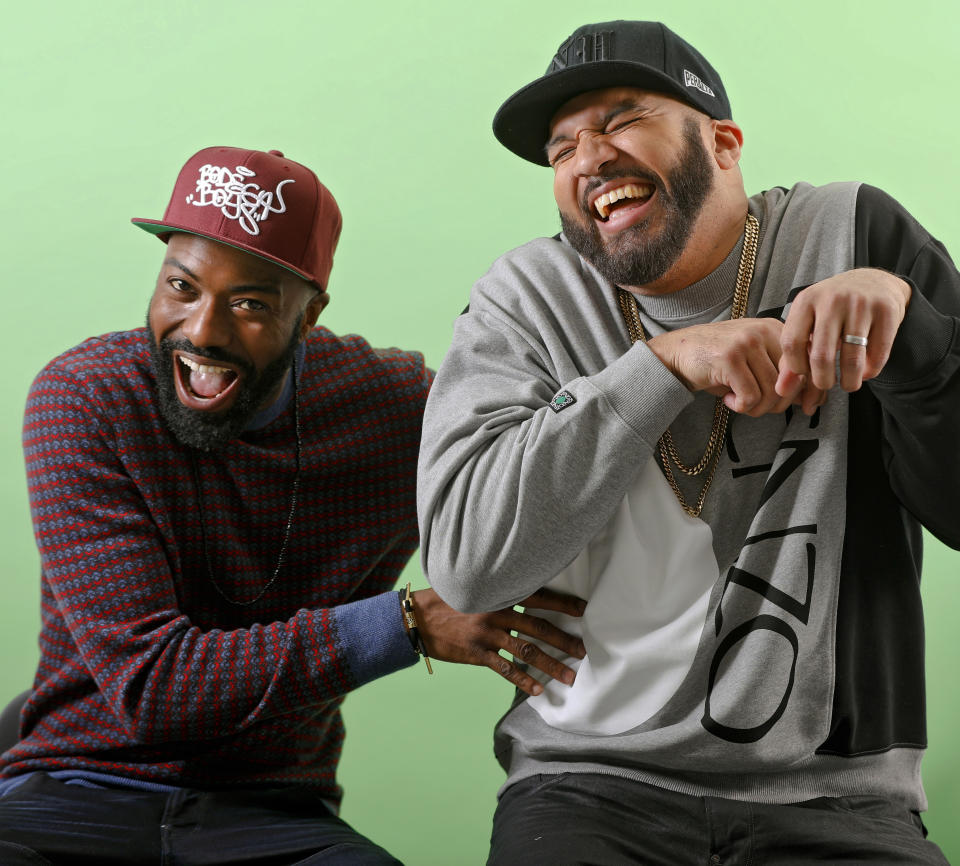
[591,182,656,221]
[173,351,242,410]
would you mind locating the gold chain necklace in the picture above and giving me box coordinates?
[190,359,302,606]
[616,213,760,518]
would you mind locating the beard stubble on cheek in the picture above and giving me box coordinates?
[146,311,304,452]
[559,118,715,289]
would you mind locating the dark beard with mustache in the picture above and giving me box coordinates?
[147,312,303,452]
[560,118,714,288]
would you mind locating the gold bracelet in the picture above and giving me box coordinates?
[400,582,433,674]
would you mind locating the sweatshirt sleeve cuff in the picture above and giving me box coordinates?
[329,591,419,687]
[874,279,957,386]
[589,341,693,450]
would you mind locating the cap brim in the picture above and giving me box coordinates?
[131,218,320,289]
[492,61,710,167]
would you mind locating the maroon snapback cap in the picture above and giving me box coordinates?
[132,146,342,291]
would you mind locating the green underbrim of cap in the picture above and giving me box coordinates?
[131,219,323,291]
[493,61,726,167]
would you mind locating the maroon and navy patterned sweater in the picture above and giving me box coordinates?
[3,326,432,805]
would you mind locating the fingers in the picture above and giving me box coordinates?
[511,632,578,684]
[714,345,771,415]
[798,379,827,416]
[703,320,798,417]
[482,650,552,697]
[650,271,907,415]
[779,302,815,381]
[774,363,827,416]
[782,270,910,393]
[860,302,900,381]
[649,318,792,418]
[720,339,792,417]
[805,307,843,391]
[481,626,581,697]
[807,293,871,392]
[837,331,868,393]
[773,365,804,401]
[835,302,900,390]
[414,588,585,695]
[656,317,804,416]
[483,609,586,695]
[517,588,587,617]
[505,610,586,660]
[482,605,586,694]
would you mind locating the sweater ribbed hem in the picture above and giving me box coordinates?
[498,747,927,811]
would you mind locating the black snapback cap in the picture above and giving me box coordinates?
[493,21,731,166]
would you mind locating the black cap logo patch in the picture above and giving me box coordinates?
[549,390,577,413]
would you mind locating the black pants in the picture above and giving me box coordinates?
[0,773,402,865]
[488,773,950,866]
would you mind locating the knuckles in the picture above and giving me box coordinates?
[807,348,837,368]
[517,641,536,661]
[779,334,806,357]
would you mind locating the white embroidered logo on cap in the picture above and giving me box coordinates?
[683,69,716,98]
[186,164,294,236]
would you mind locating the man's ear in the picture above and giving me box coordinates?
[301,290,330,339]
[712,119,744,170]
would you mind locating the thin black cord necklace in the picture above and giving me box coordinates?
[190,360,302,606]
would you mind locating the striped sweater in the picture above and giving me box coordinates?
[4,327,431,805]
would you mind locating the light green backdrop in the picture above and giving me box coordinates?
[2,1,957,863]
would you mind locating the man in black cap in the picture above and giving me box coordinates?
[418,21,959,864]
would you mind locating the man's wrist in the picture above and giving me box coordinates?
[399,583,433,674]
[646,331,694,391]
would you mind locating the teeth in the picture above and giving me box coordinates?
[594,183,654,219]
[179,356,231,375]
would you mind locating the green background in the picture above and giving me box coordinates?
[2,1,957,863]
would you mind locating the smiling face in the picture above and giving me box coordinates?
[547,87,733,293]
[147,233,327,450]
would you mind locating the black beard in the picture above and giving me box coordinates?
[147,313,303,452]
[560,118,714,288]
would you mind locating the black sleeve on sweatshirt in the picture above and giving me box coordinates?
[819,185,960,757]
[855,184,960,547]
[856,184,959,385]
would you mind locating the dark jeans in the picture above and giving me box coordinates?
[0,773,402,865]
[488,772,950,866]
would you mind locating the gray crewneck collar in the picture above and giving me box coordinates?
[632,229,745,324]
[621,205,763,326]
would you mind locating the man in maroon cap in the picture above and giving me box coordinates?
[418,20,958,865]
[0,147,585,864]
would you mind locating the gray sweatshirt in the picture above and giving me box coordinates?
[418,182,960,810]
